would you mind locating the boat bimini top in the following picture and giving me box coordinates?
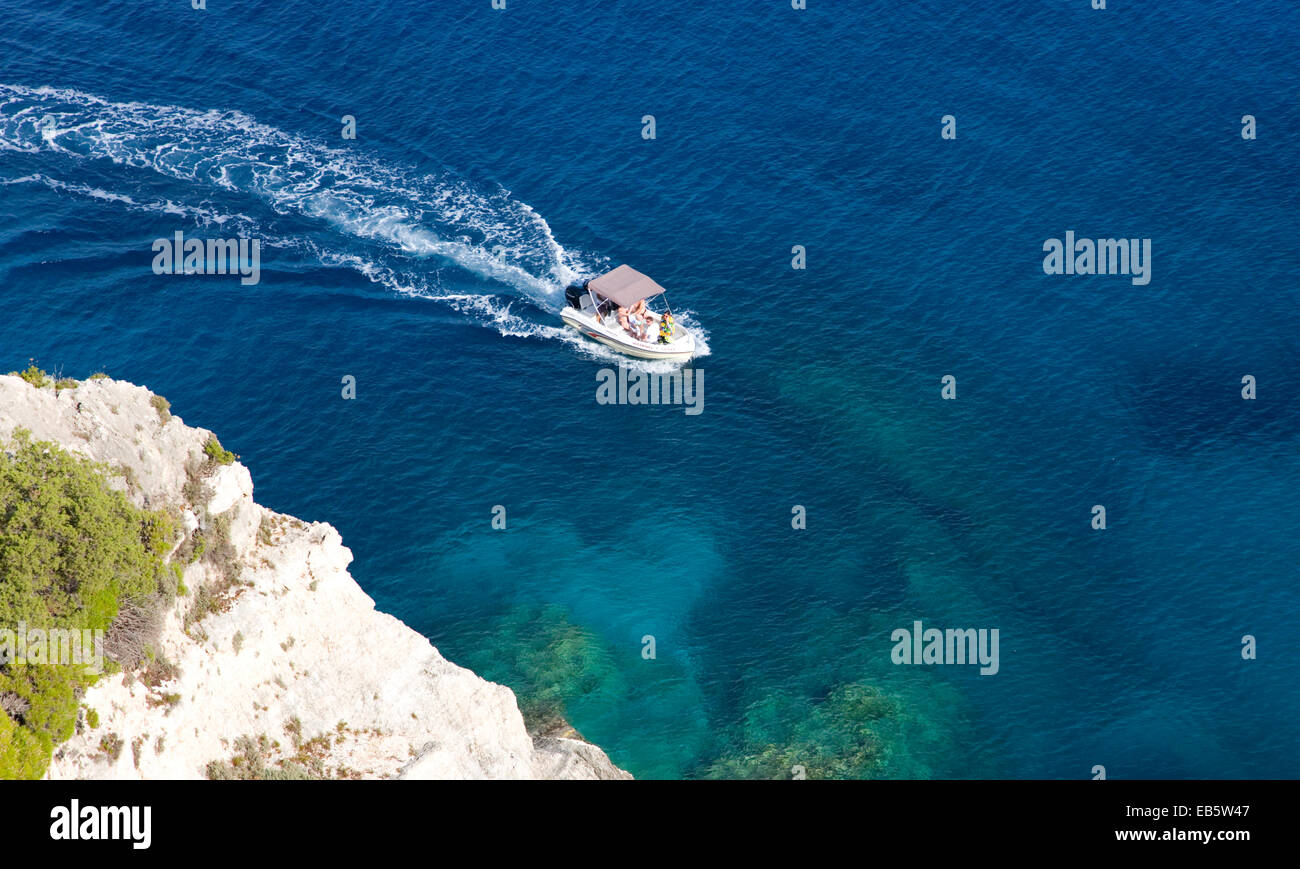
[585,265,668,307]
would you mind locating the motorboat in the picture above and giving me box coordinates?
[560,265,698,361]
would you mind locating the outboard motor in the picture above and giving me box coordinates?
[564,284,584,309]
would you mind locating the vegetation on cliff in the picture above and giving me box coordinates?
[0,429,176,778]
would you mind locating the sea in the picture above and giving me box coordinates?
[1,0,1297,778]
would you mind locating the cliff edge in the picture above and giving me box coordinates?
[0,372,629,780]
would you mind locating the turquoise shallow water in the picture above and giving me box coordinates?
[1,1,1298,777]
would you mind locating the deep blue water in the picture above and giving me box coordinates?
[2,0,1298,778]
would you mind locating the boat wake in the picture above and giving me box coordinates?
[0,83,709,362]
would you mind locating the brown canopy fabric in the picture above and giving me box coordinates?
[587,265,666,307]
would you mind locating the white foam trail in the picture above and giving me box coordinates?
[0,82,707,360]
[0,172,257,229]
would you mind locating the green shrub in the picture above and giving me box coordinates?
[184,582,228,633]
[0,430,175,778]
[98,732,124,762]
[204,511,241,587]
[204,730,337,780]
[186,532,206,563]
[150,394,171,425]
[54,378,79,392]
[85,708,100,729]
[139,650,180,689]
[10,364,50,389]
[203,435,237,466]
[88,372,109,382]
[181,458,209,509]
[0,712,50,779]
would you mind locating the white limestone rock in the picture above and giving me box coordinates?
[0,373,629,781]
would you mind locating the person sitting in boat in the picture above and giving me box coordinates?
[658,312,675,344]
[630,312,650,341]
[618,299,651,340]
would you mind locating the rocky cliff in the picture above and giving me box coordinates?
[0,372,628,780]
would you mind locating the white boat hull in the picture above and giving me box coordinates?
[560,306,697,361]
